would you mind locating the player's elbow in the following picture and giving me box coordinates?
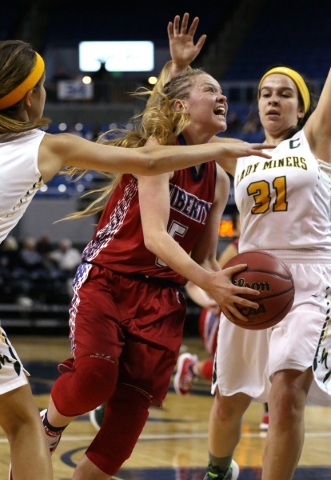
[143,235,157,254]
[141,145,164,174]
[143,230,162,255]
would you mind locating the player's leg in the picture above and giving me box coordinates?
[205,388,251,479]
[41,265,122,452]
[80,279,188,477]
[0,384,53,480]
[42,350,119,454]
[261,367,313,480]
[74,386,151,479]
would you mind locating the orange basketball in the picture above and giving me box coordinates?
[223,250,295,330]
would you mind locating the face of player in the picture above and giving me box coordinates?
[258,73,305,139]
[28,74,46,121]
[181,73,228,143]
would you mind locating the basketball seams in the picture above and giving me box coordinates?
[238,269,292,279]
[244,286,294,300]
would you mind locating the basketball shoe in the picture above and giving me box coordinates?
[259,411,269,430]
[89,403,105,431]
[173,353,198,395]
[203,460,239,480]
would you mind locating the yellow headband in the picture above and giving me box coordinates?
[258,66,310,114]
[0,52,45,110]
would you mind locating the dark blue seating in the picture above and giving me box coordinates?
[0,3,21,40]
[224,0,331,81]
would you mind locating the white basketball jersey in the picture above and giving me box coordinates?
[0,129,45,243]
[235,129,331,252]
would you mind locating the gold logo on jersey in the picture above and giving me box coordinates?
[263,157,307,170]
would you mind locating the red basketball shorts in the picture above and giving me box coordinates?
[68,263,187,406]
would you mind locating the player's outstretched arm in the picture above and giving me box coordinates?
[40,133,274,182]
[304,67,331,163]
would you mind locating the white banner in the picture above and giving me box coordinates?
[57,80,93,100]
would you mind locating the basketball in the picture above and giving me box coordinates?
[223,250,295,330]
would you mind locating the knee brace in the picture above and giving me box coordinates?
[86,384,152,475]
[51,354,118,416]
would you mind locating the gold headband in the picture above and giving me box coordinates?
[0,52,45,110]
[258,66,310,114]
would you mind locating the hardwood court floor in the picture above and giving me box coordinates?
[1,335,331,479]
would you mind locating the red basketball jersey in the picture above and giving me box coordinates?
[82,160,216,284]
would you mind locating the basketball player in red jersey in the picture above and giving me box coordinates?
[38,67,273,479]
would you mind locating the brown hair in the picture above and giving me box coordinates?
[0,40,49,133]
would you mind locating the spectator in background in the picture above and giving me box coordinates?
[36,233,55,269]
[19,236,43,271]
[0,235,20,269]
[36,232,54,256]
[50,238,81,295]
[91,62,111,103]
[50,238,81,273]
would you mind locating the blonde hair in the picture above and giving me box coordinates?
[65,67,207,220]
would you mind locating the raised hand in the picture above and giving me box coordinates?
[167,13,207,73]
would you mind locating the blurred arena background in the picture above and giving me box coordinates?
[1,0,330,334]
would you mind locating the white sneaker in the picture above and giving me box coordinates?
[203,460,239,479]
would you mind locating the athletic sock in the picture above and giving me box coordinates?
[42,409,68,433]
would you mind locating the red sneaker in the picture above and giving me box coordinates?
[173,353,198,395]
[259,411,269,430]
